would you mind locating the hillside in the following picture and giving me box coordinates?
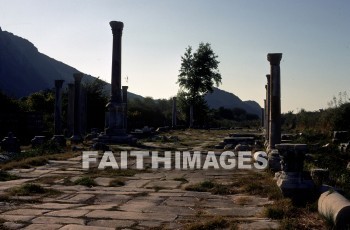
[0,28,141,99]
[205,87,262,117]
[0,28,260,116]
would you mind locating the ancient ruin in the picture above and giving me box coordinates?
[97,21,133,143]
[70,73,84,143]
[52,79,66,146]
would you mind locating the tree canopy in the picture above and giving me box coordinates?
[177,42,221,102]
[177,42,221,127]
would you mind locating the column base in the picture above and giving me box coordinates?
[276,171,315,202]
[51,135,66,146]
[70,135,82,143]
[95,133,136,144]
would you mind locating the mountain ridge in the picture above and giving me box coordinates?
[0,29,261,116]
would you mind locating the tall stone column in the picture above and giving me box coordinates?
[172,97,177,128]
[267,53,282,149]
[122,86,128,130]
[266,74,271,144]
[71,73,83,143]
[105,21,125,136]
[110,21,123,103]
[54,80,64,135]
[264,86,267,134]
[262,101,265,128]
[67,83,74,136]
[51,80,66,146]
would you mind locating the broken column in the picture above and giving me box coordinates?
[52,80,66,146]
[70,73,83,143]
[318,190,350,229]
[267,54,282,149]
[275,144,314,200]
[1,132,20,153]
[122,86,128,130]
[172,97,177,128]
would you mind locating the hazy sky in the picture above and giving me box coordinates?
[1,0,349,112]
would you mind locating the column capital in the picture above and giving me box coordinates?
[122,86,128,90]
[267,53,282,65]
[110,21,124,36]
[55,80,64,88]
[73,73,84,83]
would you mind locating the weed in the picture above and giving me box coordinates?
[174,177,189,183]
[7,183,61,197]
[74,177,97,187]
[153,186,166,192]
[185,181,233,195]
[0,171,19,181]
[109,178,126,187]
[235,196,253,205]
[185,217,229,230]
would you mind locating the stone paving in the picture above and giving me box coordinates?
[0,153,280,229]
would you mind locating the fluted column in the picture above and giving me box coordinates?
[267,53,282,149]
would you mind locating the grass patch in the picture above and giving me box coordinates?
[0,151,79,170]
[174,177,189,183]
[132,191,149,197]
[74,176,97,187]
[7,183,61,197]
[109,178,126,187]
[0,171,19,181]
[232,172,283,200]
[235,196,253,205]
[34,176,65,185]
[263,199,293,220]
[153,186,166,192]
[185,217,231,230]
[84,168,144,178]
[185,181,234,195]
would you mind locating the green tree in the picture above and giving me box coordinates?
[177,43,221,127]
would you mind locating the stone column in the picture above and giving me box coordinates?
[105,21,125,136]
[264,93,267,132]
[261,106,265,128]
[80,87,87,135]
[52,80,66,146]
[67,83,74,137]
[172,97,177,128]
[122,86,128,130]
[54,80,64,135]
[267,54,282,149]
[266,74,271,145]
[110,21,123,104]
[71,73,83,143]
